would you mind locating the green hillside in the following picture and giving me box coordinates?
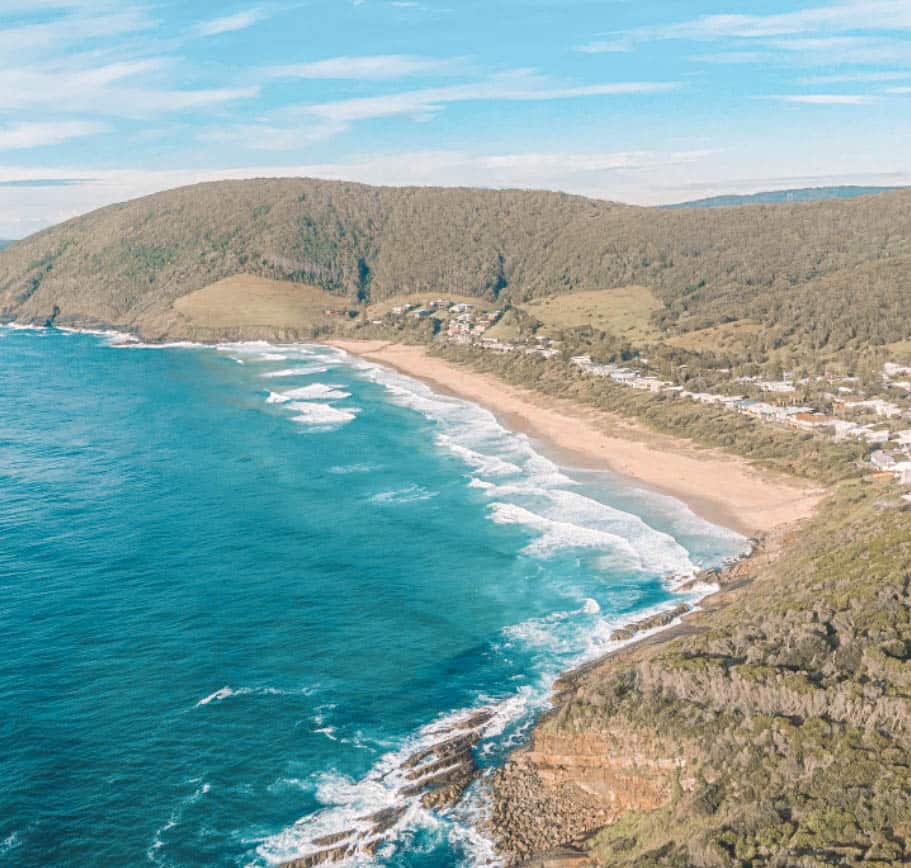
[1,179,910,353]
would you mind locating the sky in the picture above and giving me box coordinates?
[0,0,910,237]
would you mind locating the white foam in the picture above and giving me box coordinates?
[489,501,644,563]
[266,391,292,404]
[259,353,287,361]
[196,686,233,706]
[195,685,312,707]
[256,703,515,866]
[278,384,351,401]
[0,832,22,856]
[369,484,437,504]
[261,366,329,378]
[289,403,359,429]
[327,464,376,475]
[147,780,211,864]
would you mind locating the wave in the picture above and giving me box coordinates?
[256,703,515,866]
[277,384,351,401]
[369,484,438,505]
[260,366,330,378]
[0,831,22,857]
[147,780,211,865]
[328,464,376,475]
[289,402,360,429]
[195,685,314,708]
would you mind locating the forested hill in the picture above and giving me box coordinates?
[1,178,910,347]
[665,185,902,208]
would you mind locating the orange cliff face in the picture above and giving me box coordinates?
[490,718,697,865]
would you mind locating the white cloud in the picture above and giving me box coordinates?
[0,61,258,116]
[267,54,455,80]
[887,86,911,93]
[574,38,632,54]
[648,1,911,41]
[765,93,880,105]
[800,71,911,84]
[301,72,679,125]
[612,1,911,68]
[0,6,155,60]
[0,121,106,151]
[195,9,265,37]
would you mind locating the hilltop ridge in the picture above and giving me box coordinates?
[665,185,903,209]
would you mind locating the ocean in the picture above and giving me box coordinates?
[0,326,745,866]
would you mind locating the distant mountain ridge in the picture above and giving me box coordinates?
[0,240,12,251]
[666,185,903,209]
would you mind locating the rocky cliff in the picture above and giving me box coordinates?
[490,484,911,866]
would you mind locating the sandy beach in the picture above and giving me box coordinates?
[327,340,825,536]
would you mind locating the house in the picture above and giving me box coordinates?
[760,380,797,394]
[870,450,897,471]
[792,413,835,431]
[862,429,891,444]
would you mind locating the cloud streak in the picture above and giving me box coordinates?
[195,9,266,37]
[0,121,106,151]
[764,94,880,105]
[267,54,457,80]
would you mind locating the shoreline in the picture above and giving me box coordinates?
[325,339,825,538]
[10,321,805,864]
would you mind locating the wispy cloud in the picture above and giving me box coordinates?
[267,54,456,80]
[301,72,680,125]
[205,70,678,151]
[0,121,106,151]
[608,1,911,69]
[646,1,911,41]
[764,94,880,105]
[195,8,266,37]
[800,71,911,84]
[0,60,259,116]
[574,38,632,54]
[0,6,155,60]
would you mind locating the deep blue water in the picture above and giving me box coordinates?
[0,327,743,866]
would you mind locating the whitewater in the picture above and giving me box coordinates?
[0,326,744,866]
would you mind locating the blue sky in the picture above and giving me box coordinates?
[1,0,910,236]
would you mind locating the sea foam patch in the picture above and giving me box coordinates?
[289,402,359,429]
[278,384,351,401]
[260,366,329,378]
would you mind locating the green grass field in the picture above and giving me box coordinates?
[520,285,662,342]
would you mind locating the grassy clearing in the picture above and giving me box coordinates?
[173,273,347,330]
[665,320,763,353]
[520,285,662,342]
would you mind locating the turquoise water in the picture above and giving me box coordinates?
[0,327,744,866]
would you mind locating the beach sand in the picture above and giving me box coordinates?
[327,340,825,536]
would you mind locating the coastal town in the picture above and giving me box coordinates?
[373,298,911,490]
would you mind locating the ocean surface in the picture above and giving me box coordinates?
[0,326,745,866]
